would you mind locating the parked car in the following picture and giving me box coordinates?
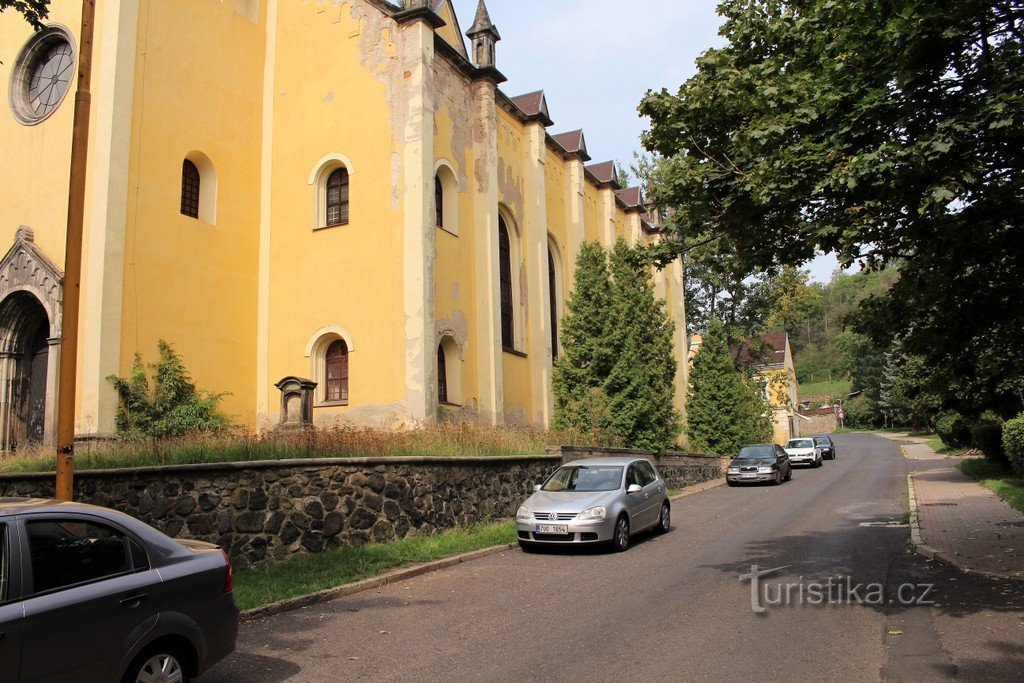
[0,498,238,683]
[516,458,670,552]
[785,437,823,467]
[726,444,793,486]
[813,435,837,460]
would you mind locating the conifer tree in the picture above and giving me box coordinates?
[687,317,769,456]
[603,240,680,452]
[552,242,614,431]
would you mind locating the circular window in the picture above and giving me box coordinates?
[8,25,77,126]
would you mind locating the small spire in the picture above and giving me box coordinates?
[467,0,500,40]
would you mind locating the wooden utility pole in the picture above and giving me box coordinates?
[55,0,97,501]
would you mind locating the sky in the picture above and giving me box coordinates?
[451,0,841,283]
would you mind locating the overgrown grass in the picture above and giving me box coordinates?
[957,459,1024,514]
[0,424,603,474]
[233,520,517,611]
[798,379,852,404]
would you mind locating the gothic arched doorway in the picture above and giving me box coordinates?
[0,292,52,450]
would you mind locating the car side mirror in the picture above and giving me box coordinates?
[627,484,643,494]
[533,484,542,492]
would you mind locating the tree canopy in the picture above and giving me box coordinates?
[640,0,1024,418]
[1,1,49,29]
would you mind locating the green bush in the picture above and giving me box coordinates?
[971,423,1006,463]
[934,411,972,448]
[843,394,879,429]
[1002,414,1024,476]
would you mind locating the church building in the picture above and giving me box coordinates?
[0,0,688,446]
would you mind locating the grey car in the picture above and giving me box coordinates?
[726,444,793,486]
[516,458,671,552]
[0,498,238,683]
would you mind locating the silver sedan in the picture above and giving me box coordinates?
[516,458,671,552]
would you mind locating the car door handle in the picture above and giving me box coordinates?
[120,593,148,608]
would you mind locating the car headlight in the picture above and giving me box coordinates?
[757,466,774,473]
[727,467,740,474]
[578,506,607,521]
[516,505,532,520]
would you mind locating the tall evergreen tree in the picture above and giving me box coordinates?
[553,242,615,431]
[603,240,680,452]
[687,318,769,456]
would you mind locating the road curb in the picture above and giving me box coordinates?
[905,473,1024,583]
[240,543,516,622]
[240,477,728,622]
[669,477,726,501]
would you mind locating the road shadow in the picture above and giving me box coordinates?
[198,651,302,682]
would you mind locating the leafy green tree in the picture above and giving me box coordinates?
[640,0,1024,420]
[553,242,615,431]
[687,318,771,456]
[108,341,232,439]
[1,0,49,29]
[603,240,680,451]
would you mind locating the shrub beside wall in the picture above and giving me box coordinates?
[934,411,972,448]
[1002,414,1024,476]
[971,423,1005,462]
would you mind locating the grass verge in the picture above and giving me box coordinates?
[233,520,516,611]
[797,379,852,404]
[957,459,1024,515]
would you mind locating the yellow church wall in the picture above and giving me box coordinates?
[0,4,82,267]
[118,0,264,424]
[265,2,406,426]
[582,183,601,244]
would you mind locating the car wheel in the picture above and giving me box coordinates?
[772,469,783,485]
[123,643,191,683]
[784,467,793,482]
[613,515,630,552]
[655,503,670,534]
[815,456,823,468]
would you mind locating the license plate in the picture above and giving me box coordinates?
[740,473,757,479]
[535,524,568,533]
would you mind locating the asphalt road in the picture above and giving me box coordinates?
[204,434,1023,682]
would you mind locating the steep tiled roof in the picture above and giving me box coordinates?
[733,332,789,368]
[585,160,617,186]
[551,130,588,156]
[510,90,553,126]
[615,186,642,208]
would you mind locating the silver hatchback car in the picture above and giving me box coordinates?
[516,458,671,552]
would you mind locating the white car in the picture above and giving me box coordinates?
[785,438,823,467]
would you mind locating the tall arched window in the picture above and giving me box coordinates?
[326,168,350,227]
[548,249,559,359]
[181,159,201,218]
[435,175,444,228]
[437,343,448,403]
[498,216,514,349]
[325,339,349,402]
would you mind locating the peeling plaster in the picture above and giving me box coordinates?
[437,309,469,355]
[497,160,524,222]
[313,402,409,429]
[450,281,460,301]
[432,57,472,190]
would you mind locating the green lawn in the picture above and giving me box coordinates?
[957,459,1024,515]
[233,520,517,611]
[798,379,852,403]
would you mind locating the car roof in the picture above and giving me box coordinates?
[0,498,117,517]
[563,457,648,467]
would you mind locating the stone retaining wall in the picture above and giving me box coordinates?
[559,446,724,489]
[0,455,560,568]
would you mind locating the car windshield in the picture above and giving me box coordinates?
[788,439,814,449]
[737,445,775,460]
[542,466,623,492]
[813,437,831,446]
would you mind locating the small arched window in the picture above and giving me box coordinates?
[181,159,201,218]
[548,249,559,359]
[437,343,448,403]
[326,168,350,227]
[498,216,514,349]
[325,339,349,402]
[435,175,444,228]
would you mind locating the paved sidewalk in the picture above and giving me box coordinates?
[907,448,1024,580]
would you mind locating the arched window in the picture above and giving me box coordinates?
[181,159,201,218]
[325,339,349,402]
[435,175,444,228]
[326,168,350,227]
[548,249,559,359]
[437,343,448,403]
[498,216,514,349]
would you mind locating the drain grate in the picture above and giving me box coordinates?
[859,520,910,528]
[922,502,959,506]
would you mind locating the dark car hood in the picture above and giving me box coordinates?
[730,458,775,468]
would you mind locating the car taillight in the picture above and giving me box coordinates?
[221,548,234,593]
